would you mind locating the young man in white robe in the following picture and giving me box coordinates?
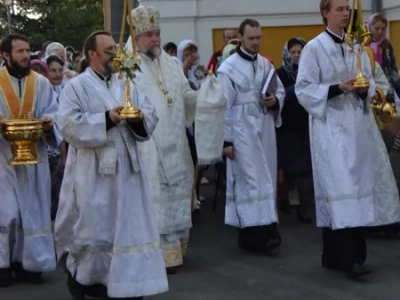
[217,19,285,253]
[125,5,198,274]
[0,34,61,287]
[54,30,168,299]
[295,0,399,278]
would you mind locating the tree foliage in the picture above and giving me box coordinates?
[0,0,104,51]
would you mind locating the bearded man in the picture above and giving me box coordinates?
[125,5,198,274]
[0,34,61,287]
[54,30,168,299]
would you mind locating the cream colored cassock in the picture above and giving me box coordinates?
[0,71,61,272]
[54,68,168,298]
[217,51,285,228]
[126,49,198,268]
[295,31,400,230]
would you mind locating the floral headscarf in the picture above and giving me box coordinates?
[282,37,306,80]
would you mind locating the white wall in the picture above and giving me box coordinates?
[140,0,389,64]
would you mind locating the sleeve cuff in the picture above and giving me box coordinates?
[223,141,233,148]
[105,111,116,131]
[328,84,343,100]
[270,98,280,110]
[127,120,148,139]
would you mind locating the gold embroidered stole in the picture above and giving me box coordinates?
[0,68,39,156]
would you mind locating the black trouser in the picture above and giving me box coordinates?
[238,224,281,248]
[291,175,314,212]
[322,227,367,273]
[186,126,204,201]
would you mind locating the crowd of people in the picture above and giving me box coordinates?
[0,0,400,299]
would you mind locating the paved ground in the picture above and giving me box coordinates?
[3,180,400,300]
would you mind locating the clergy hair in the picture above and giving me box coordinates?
[319,0,331,25]
[238,19,260,36]
[0,34,30,55]
[83,30,112,64]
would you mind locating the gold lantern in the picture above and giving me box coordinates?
[345,0,371,88]
[112,0,142,121]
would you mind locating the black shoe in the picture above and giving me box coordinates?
[296,208,313,224]
[67,273,86,300]
[0,268,13,288]
[278,198,291,215]
[321,259,339,270]
[166,267,177,275]
[346,264,372,279]
[14,267,44,285]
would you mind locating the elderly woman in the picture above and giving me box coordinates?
[276,37,314,224]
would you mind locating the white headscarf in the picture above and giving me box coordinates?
[177,39,202,89]
[45,42,67,62]
[44,42,77,79]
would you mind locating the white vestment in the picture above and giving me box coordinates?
[217,52,285,228]
[0,70,61,272]
[54,68,168,297]
[132,51,197,267]
[296,32,399,229]
[370,62,400,225]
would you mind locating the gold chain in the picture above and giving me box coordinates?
[148,59,174,106]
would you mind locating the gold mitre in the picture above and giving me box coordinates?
[128,5,160,36]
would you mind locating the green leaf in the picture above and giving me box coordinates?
[126,68,133,80]
[135,64,142,73]
[104,50,116,57]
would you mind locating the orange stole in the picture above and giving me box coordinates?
[0,68,37,118]
[0,68,39,158]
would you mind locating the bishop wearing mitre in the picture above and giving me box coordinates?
[125,5,199,274]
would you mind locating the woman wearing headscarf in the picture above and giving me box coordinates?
[217,44,236,71]
[176,40,212,213]
[45,42,77,79]
[276,37,314,224]
[30,59,49,78]
[177,40,207,90]
[367,13,400,102]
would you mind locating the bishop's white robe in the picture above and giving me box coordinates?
[295,32,399,229]
[217,52,285,228]
[131,51,197,268]
[54,68,168,297]
[0,70,61,272]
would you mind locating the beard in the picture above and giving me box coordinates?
[102,59,115,76]
[8,56,31,77]
[145,47,161,60]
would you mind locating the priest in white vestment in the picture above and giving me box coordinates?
[54,31,168,299]
[218,19,285,253]
[125,6,198,274]
[295,0,398,278]
[0,34,61,287]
